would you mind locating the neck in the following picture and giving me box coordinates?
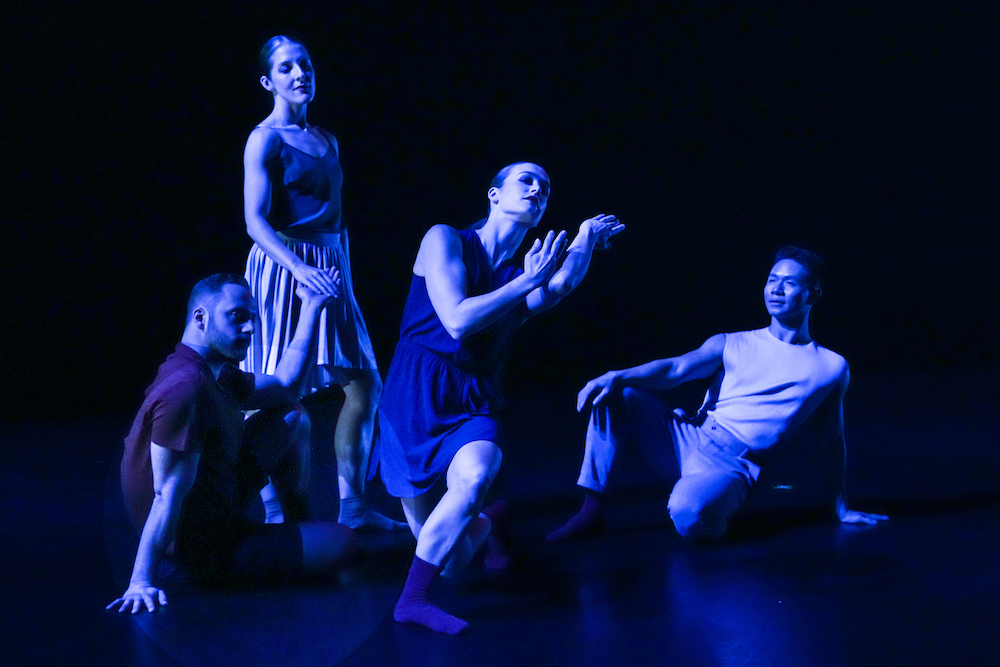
[767,315,812,344]
[180,333,227,378]
[267,98,309,129]
[476,210,532,267]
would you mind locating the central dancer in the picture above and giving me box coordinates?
[378,162,623,633]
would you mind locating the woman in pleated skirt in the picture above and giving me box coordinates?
[240,35,403,532]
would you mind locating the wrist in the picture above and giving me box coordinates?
[517,270,545,291]
[575,224,598,247]
[297,301,323,317]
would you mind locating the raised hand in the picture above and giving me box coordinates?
[295,268,341,306]
[581,214,625,250]
[292,263,341,296]
[576,371,623,412]
[106,582,168,614]
[523,229,569,286]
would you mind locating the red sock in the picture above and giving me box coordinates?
[393,556,470,634]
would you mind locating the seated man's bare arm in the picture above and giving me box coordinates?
[248,280,339,408]
[820,371,889,525]
[107,444,200,613]
[577,334,726,411]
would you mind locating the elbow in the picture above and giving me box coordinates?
[443,322,469,341]
[244,219,261,242]
[245,217,263,236]
[153,484,190,513]
[438,313,472,341]
[244,214,270,239]
[548,273,575,297]
[664,361,686,382]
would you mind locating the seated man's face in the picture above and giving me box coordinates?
[764,259,813,320]
[205,284,257,361]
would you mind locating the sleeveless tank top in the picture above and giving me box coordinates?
[699,328,849,451]
[395,229,529,386]
[265,131,344,237]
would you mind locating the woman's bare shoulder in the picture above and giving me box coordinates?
[245,125,283,159]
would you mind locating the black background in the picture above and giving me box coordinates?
[7,2,998,424]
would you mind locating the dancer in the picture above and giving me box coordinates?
[242,36,400,530]
[547,247,888,542]
[378,162,624,633]
[108,273,354,613]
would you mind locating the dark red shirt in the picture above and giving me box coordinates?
[121,343,255,532]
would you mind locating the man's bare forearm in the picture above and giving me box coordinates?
[271,300,324,398]
[129,494,180,585]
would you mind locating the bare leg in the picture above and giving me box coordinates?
[394,440,502,634]
[399,489,492,576]
[415,441,502,566]
[335,372,379,499]
[441,515,491,578]
[335,371,406,531]
[400,486,443,539]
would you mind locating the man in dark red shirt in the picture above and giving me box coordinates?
[108,272,354,614]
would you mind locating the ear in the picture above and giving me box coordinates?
[260,75,274,92]
[193,306,208,330]
[488,187,499,202]
[806,286,822,304]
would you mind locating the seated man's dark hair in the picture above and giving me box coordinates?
[187,273,250,317]
[775,246,825,295]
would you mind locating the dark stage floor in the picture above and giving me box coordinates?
[4,371,998,667]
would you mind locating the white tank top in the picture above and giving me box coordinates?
[700,328,848,451]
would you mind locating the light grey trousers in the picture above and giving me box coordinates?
[577,388,761,538]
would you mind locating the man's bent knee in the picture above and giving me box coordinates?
[668,488,730,540]
[620,386,643,407]
[668,502,728,539]
[283,403,311,438]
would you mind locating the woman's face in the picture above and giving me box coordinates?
[261,42,316,106]
[489,163,551,224]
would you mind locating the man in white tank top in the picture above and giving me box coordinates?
[548,247,888,541]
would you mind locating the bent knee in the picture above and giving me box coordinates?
[667,495,727,540]
[283,403,311,437]
[449,447,502,497]
[621,386,642,404]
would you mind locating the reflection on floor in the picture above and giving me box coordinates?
[4,371,999,666]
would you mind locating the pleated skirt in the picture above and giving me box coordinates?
[240,230,378,391]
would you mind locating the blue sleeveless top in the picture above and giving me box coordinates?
[265,131,344,236]
[395,229,529,389]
